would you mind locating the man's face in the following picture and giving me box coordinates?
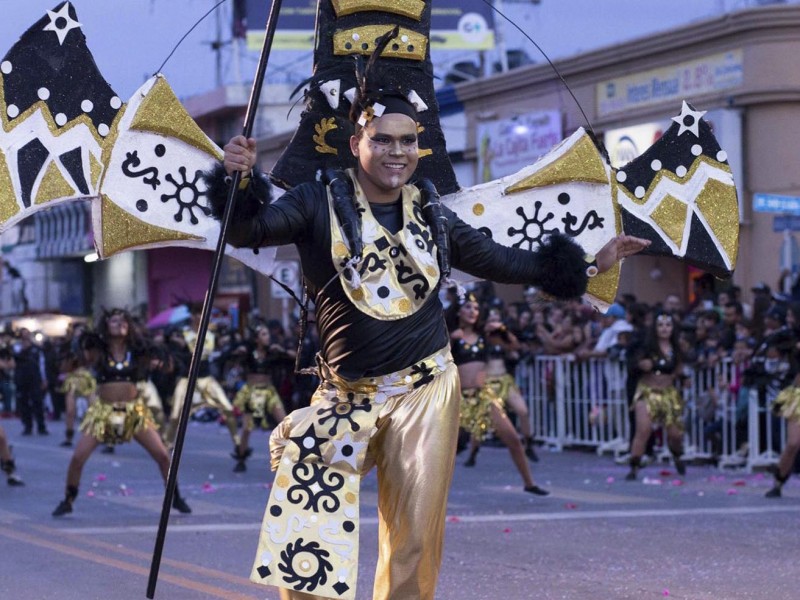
[664,294,681,314]
[350,113,419,201]
[722,305,739,325]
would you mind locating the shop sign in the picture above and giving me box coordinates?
[597,50,743,117]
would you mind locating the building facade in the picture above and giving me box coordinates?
[450,5,799,305]
[4,4,798,332]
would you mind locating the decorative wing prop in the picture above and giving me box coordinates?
[0,2,276,276]
[0,2,118,229]
[94,74,271,273]
[443,103,739,308]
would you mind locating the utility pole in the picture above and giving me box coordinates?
[495,0,509,74]
[213,0,223,87]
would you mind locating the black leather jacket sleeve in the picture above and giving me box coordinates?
[225,182,325,249]
[445,205,588,299]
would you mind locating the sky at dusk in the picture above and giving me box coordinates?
[0,0,793,102]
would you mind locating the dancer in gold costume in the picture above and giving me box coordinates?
[52,309,191,516]
[231,323,288,472]
[765,303,800,498]
[165,303,240,453]
[626,312,686,481]
[484,307,539,462]
[452,295,548,494]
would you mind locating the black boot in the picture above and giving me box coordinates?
[464,446,479,467]
[1,457,24,486]
[672,453,686,477]
[172,486,192,514]
[524,437,539,462]
[455,428,471,455]
[60,429,74,448]
[53,485,78,516]
[232,447,249,473]
[230,446,252,460]
[625,456,641,481]
[524,484,550,496]
[766,471,790,498]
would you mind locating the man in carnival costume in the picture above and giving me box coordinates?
[207,29,650,600]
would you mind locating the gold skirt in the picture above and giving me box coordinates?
[460,386,504,440]
[79,396,156,445]
[633,384,684,430]
[60,368,97,398]
[486,373,519,402]
[233,383,281,428]
[773,386,800,423]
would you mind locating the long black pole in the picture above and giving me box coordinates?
[146,1,284,596]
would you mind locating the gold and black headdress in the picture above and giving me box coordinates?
[270,2,458,194]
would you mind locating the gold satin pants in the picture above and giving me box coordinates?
[167,376,239,446]
[265,355,460,600]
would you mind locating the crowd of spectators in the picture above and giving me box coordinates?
[2,274,799,460]
[458,276,797,377]
[455,275,800,465]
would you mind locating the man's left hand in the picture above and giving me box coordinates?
[596,235,651,273]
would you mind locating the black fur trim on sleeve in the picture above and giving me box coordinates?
[202,163,272,221]
[416,178,451,280]
[323,168,363,259]
[535,233,589,300]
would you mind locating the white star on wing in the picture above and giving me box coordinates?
[671,101,707,137]
[330,433,367,470]
[43,3,82,45]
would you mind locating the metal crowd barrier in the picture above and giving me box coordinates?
[516,355,786,472]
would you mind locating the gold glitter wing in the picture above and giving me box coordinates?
[95,75,278,277]
[442,128,620,309]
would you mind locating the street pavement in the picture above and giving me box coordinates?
[0,417,798,600]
